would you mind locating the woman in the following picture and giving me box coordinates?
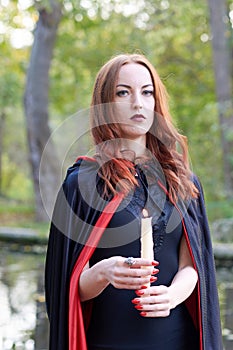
[45,54,222,350]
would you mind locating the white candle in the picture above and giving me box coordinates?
[141,209,154,259]
[141,209,154,287]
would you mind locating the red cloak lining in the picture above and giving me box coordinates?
[69,191,124,350]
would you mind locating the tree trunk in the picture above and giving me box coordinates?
[207,0,233,195]
[24,1,62,221]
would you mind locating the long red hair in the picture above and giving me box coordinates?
[90,54,197,201]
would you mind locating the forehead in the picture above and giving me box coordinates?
[117,63,153,86]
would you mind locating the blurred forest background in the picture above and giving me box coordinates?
[0,0,233,232]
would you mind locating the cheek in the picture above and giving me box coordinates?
[148,98,155,111]
[147,110,155,130]
[114,103,130,121]
[143,98,155,119]
[145,101,155,117]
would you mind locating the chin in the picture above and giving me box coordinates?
[121,125,148,138]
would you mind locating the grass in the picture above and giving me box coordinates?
[0,196,49,238]
[0,195,232,239]
[207,199,233,223]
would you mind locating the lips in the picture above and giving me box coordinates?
[130,114,146,121]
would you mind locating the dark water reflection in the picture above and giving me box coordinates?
[0,244,232,350]
[216,264,233,350]
[0,244,48,350]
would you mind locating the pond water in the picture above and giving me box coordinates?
[0,243,232,350]
[0,244,48,350]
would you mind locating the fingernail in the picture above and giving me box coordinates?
[135,305,143,310]
[141,285,148,289]
[135,290,144,296]
[150,276,157,282]
[152,261,159,266]
[131,298,140,304]
[152,269,159,275]
[140,312,147,316]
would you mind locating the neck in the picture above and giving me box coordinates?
[120,137,147,159]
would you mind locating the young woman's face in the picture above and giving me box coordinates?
[114,63,155,144]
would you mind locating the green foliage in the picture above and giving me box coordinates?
[207,199,233,222]
[2,154,33,200]
[0,0,232,221]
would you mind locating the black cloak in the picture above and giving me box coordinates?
[45,156,223,350]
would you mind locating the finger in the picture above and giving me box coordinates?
[114,275,151,288]
[141,302,170,312]
[117,263,159,278]
[140,309,171,318]
[134,287,169,302]
[128,268,159,278]
[135,258,159,267]
[135,285,155,296]
[140,296,170,309]
[123,258,159,267]
[133,293,168,305]
[119,274,157,289]
[113,281,149,290]
[151,294,170,304]
[149,285,168,295]
[133,301,171,317]
[114,267,154,280]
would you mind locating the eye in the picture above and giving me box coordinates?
[116,90,129,97]
[142,90,154,96]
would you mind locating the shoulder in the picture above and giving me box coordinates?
[63,156,98,190]
[190,172,202,188]
[189,173,209,222]
[190,173,205,199]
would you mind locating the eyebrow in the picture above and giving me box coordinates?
[116,84,154,89]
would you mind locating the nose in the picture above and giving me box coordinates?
[132,92,143,111]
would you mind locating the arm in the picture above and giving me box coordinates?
[133,235,198,317]
[79,257,159,302]
[79,260,109,302]
[168,234,198,309]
